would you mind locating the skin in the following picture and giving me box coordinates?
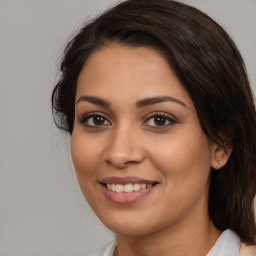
[71,44,230,256]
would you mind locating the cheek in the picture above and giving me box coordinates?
[71,131,101,186]
[144,132,212,222]
[147,129,212,188]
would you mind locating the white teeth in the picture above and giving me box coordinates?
[106,183,152,192]
[115,184,124,192]
[141,184,146,189]
[111,184,116,192]
[133,183,141,191]
[123,183,133,192]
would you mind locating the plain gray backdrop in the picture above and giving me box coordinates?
[0,0,255,255]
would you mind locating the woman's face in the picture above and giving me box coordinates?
[71,44,219,236]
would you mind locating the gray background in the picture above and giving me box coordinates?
[0,0,255,255]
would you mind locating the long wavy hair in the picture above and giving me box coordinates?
[52,0,256,245]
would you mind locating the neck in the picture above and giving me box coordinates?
[114,200,221,256]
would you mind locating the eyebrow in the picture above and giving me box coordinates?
[76,95,187,108]
[136,96,187,108]
[76,96,110,107]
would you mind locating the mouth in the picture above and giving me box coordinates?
[99,176,159,204]
[101,183,155,192]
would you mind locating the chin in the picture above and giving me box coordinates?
[98,211,158,237]
[106,222,153,237]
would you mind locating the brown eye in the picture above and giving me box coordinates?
[80,114,111,127]
[154,116,168,126]
[143,113,177,128]
[93,116,105,125]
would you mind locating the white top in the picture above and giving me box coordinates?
[88,229,240,256]
[206,229,240,256]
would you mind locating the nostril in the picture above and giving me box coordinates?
[105,160,112,165]
[104,159,132,169]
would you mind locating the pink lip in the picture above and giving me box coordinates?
[99,176,158,204]
[101,185,155,204]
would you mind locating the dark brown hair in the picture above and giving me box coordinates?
[52,0,256,245]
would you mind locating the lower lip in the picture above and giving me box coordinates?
[101,184,155,204]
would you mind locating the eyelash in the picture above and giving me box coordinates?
[79,112,177,129]
[143,112,177,129]
[79,112,111,128]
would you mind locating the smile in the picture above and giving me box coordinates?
[99,176,158,204]
[106,183,152,192]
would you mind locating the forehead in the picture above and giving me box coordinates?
[76,44,192,107]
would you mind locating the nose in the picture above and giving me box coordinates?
[103,125,145,169]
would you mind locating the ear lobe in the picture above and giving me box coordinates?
[211,144,232,170]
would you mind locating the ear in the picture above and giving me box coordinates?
[211,143,232,170]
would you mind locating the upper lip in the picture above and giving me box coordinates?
[99,176,158,185]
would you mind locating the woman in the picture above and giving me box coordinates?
[52,0,256,255]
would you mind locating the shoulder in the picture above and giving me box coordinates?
[239,243,256,256]
[88,240,116,256]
